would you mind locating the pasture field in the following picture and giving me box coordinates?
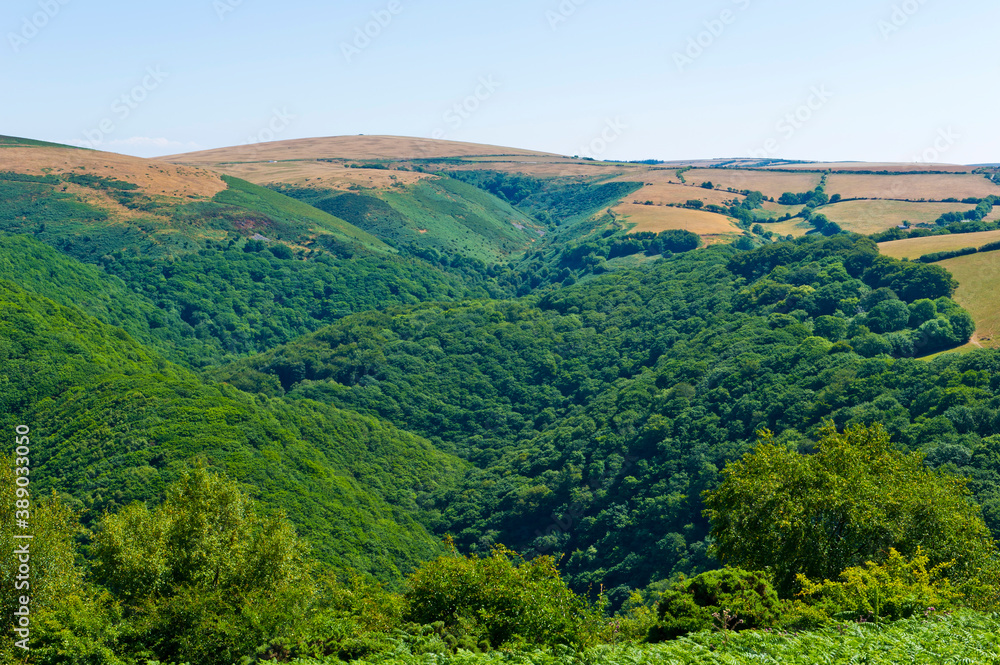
[613,202,742,243]
[938,250,1000,348]
[681,168,822,199]
[624,182,739,207]
[763,217,814,237]
[826,173,997,200]
[820,200,976,234]
[879,229,1000,259]
[760,201,803,214]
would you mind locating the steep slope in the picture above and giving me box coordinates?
[0,141,498,367]
[274,177,544,264]
[0,279,467,577]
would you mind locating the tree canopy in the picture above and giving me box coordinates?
[704,424,995,594]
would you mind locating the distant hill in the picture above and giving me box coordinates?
[164,136,1000,248]
[0,139,489,366]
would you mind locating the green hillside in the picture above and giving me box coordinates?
[216,235,999,598]
[9,138,1000,663]
[0,279,466,576]
[274,176,544,264]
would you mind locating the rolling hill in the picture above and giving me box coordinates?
[163,136,1000,253]
[6,132,1000,662]
[0,140,497,365]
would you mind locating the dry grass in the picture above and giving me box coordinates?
[878,230,1000,259]
[613,203,741,243]
[761,162,973,173]
[623,182,738,207]
[445,160,637,178]
[826,173,997,200]
[0,146,225,198]
[821,200,976,234]
[683,169,823,199]
[202,160,434,190]
[162,135,559,166]
[763,218,814,238]
[937,251,1000,348]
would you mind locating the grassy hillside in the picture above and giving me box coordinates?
[274,175,544,264]
[162,136,1000,256]
[0,278,466,576]
[0,145,508,367]
[936,251,1000,348]
[879,229,1000,259]
[0,147,387,259]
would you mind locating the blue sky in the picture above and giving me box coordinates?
[2,0,997,163]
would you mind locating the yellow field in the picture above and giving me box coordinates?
[937,251,1000,348]
[683,169,822,199]
[624,182,738,207]
[0,145,225,198]
[878,230,1000,259]
[613,203,742,243]
[821,200,976,234]
[826,173,997,200]
[763,218,814,238]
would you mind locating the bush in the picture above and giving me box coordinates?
[704,424,995,595]
[797,548,962,621]
[404,542,603,649]
[648,568,791,641]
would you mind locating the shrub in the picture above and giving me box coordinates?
[797,548,962,621]
[648,568,790,641]
[404,541,603,649]
[704,424,995,595]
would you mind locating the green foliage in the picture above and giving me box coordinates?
[99,240,475,365]
[275,176,541,264]
[90,468,316,665]
[286,612,1000,664]
[404,542,604,649]
[0,280,464,578]
[92,467,313,602]
[704,424,995,595]
[797,548,963,621]
[648,569,789,641]
[0,233,217,362]
[0,456,87,656]
[214,240,992,595]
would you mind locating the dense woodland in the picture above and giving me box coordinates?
[4,158,1000,663]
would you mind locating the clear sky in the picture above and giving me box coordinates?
[2,0,997,163]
